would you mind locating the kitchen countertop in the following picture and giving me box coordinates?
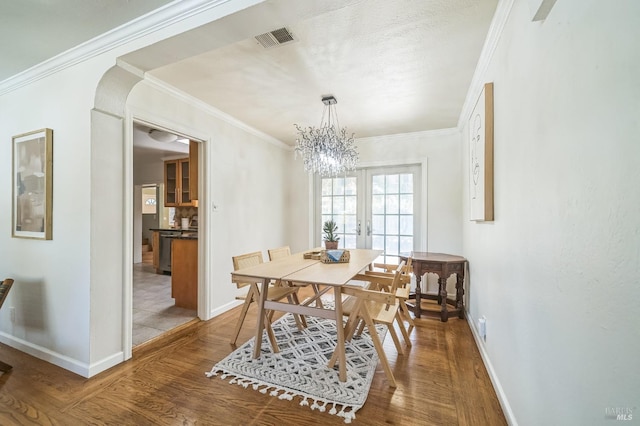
[167,234,197,240]
[150,228,198,239]
[149,228,198,232]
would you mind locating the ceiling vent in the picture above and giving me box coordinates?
[255,27,296,49]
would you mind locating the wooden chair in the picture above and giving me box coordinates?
[267,246,291,261]
[368,257,415,333]
[0,279,14,372]
[351,262,411,349]
[327,266,407,387]
[268,246,325,308]
[230,252,304,350]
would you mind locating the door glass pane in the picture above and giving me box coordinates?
[345,196,357,214]
[372,195,385,214]
[345,215,357,234]
[344,234,357,249]
[400,236,413,254]
[333,197,345,215]
[345,177,357,195]
[385,215,399,234]
[385,236,399,255]
[385,194,399,214]
[400,215,413,235]
[370,171,416,257]
[333,178,344,196]
[400,194,413,214]
[322,179,333,195]
[372,235,384,250]
[372,175,385,194]
[321,197,332,214]
[372,215,384,234]
[400,174,413,193]
[385,174,399,193]
[320,176,357,249]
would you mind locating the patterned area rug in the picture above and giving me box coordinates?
[206,306,386,423]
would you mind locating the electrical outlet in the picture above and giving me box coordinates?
[478,316,487,341]
[9,307,15,323]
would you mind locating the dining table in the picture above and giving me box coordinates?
[230,248,382,382]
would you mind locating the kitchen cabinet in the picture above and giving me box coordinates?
[152,231,160,271]
[164,142,199,207]
[171,238,198,310]
[189,141,199,204]
[164,158,191,206]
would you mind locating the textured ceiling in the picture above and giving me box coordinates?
[1,0,498,150]
[133,0,499,145]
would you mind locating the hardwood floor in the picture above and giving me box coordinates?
[0,288,506,425]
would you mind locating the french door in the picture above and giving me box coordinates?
[316,165,421,262]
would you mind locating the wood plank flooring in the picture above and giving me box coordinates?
[0,289,506,425]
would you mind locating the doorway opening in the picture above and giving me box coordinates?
[132,123,200,347]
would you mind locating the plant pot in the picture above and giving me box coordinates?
[325,241,339,250]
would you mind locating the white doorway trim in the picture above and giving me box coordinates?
[310,157,428,252]
[123,107,211,360]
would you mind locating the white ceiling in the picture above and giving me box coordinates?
[0,0,174,82]
[1,0,498,151]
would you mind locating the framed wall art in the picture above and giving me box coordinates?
[469,82,494,221]
[12,128,53,239]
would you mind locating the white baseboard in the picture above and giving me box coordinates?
[466,312,519,426]
[88,352,125,377]
[209,299,242,319]
[0,332,91,377]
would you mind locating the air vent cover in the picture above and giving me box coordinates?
[255,27,296,49]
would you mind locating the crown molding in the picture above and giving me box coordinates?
[0,0,240,96]
[144,74,290,150]
[457,0,516,130]
[356,127,460,144]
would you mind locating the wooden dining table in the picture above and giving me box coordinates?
[230,248,382,382]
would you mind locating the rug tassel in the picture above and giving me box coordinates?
[300,397,309,407]
[329,403,337,415]
[318,401,328,412]
[204,371,217,378]
[344,409,356,424]
[310,400,320,411]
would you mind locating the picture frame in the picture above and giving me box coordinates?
[469,82,494,221]
[12,128,53,240]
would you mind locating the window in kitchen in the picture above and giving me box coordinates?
[142,186,157,214]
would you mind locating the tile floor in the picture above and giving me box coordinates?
[133,262,197,346]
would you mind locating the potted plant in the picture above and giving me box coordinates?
[323,219,340,250]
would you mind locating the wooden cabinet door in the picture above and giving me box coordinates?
[179,158,190,206]
[165,155,197,207]
[152,231,160,271]
[164,160,179,206]
[189,141,198,203]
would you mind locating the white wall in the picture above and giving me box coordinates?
[358,130,463,254]
[287,129,463,293]
[0,0,271,377]
[462,0,640,424]
[0,60,100,373]
[128,81,290,317]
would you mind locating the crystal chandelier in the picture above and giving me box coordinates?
[294,95,358,176]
